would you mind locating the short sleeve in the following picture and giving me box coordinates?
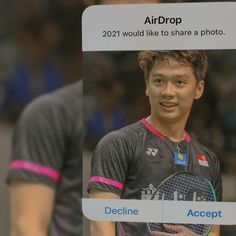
[87,131,133,196]
[7,95,67,189]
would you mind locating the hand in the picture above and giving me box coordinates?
[151,224,201,236]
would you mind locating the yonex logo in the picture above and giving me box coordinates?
[147,148,158,157]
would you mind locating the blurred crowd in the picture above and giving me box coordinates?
[84,50,236,175]
[0,0,83,122]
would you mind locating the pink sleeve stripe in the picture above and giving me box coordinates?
[9,160,61,181]
[89,176,124,190]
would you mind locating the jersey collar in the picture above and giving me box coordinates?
[141,118,191,143]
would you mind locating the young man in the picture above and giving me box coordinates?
[7,81,83,236]
[88,50,222,236]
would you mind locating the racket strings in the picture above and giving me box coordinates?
[148,172,215,234]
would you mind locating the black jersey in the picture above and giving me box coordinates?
[7,81,82,236]
[88,118,222,236]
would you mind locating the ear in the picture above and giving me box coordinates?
[194,80,204,100]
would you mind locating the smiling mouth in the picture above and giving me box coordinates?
[160,102,177,108]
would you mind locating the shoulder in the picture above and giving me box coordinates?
[52,80,82,103]
[190,136,219,163]
[97,121,145,147]
[18,81,82,126]
[36,80,82,113]
[190,137,215,154]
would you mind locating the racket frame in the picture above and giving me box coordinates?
[146,171,217,236]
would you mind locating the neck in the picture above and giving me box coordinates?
[147,116,186,142]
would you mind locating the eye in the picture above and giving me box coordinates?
[175,79,186,87]
[154,78,164,86]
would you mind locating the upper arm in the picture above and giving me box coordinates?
[90,189,120,199]
[88,132,131,196]
[88,133,132,236]
[7,97,65,187]
[90,189,119,236]
[9,180,55,236]
[7,97,65,235]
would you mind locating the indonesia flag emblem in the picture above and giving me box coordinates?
[197,154,209,167]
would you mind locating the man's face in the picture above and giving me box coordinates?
[146,58,204,124]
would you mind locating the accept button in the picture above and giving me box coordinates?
[187,209,223,219]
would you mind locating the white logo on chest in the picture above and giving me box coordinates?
[147,148,158,157]
[141,184,157,200]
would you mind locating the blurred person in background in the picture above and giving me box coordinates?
[7,80,82,236]
[5,1,84,236]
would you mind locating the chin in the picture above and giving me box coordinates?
[157,114,177,121]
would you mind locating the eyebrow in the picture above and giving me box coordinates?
[151,73,164,77]
[151,73,188,79]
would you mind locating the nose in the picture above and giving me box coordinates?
[160,82,175,97]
